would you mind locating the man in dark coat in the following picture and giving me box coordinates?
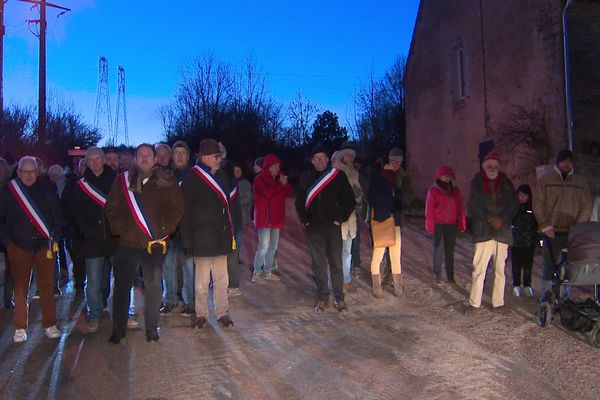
[0,156,63,343]
[106,144,184,343]
[296,145,356,313]
[466,146,518,314]
[71,147,117,332]
[180,139,235,329]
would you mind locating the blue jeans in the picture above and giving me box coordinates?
[253,228,280,274]
[162,241,181,306]
[342,236,353,284]
[181,256,195,306]
[86,256,112,321]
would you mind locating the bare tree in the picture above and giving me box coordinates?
[282,91,319,148]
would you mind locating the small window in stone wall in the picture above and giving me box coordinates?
[449,39,467,104]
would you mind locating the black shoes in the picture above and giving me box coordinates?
[145,328,160,342]
[217,315,234,328]
[181,304,195,317]
[4,299,15,310]
[160,303,176,315]
[108,331,126,344]
[334,300,348,313]
[314,301,328,313]
[194,316,207,329]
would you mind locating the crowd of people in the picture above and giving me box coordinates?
[0,138,594,344]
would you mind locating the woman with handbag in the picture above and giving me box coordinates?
[368,148,404,298]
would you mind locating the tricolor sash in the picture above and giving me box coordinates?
[120,171,157,239]
[305,167,340,209]
[8,178,52,240]
[229,184,238,201]
[192,164,237,250]
[76,178,108,207]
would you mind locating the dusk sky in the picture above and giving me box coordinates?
[3,0,420,146]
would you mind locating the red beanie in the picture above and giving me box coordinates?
[483,148,500,164]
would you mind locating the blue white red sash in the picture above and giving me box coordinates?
[229,184,238,201]
[8,178,52,239]
[305,168,340,209]
[76,178,107,207]
[120,171,156,239]
[192,164,236,249]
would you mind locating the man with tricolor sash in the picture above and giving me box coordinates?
[106,143,185,343]
[180,138,236,329]
[0,156,63,343]
[296,145,356,313]
[71,147,117,333]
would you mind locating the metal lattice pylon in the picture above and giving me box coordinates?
[115,65,129,146]
[94,56,113,144]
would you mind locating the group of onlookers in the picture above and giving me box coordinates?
[0,137,594,344]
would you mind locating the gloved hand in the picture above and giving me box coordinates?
[488,217,503,230]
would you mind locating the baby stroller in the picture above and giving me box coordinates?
[538,221,600,347]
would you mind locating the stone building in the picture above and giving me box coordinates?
[405,0,600,199]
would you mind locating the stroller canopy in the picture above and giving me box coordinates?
[568,221,600,265]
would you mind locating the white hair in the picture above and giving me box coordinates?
[18,156,38,171]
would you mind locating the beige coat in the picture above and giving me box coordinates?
[332,156,363,240]
[533,167,592,233]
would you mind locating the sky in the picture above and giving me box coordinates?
[3,0,420,146]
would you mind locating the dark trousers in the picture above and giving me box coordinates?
[112,244,165,335]
[351,221,362,269]
[511,246,535,287]
[2,245,14,302]
[227,251,240,289]
[432,224,457,280]
[70,237,86,290]
[542,233,568,281]
[307,224,344,303]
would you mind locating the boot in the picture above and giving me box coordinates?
[392,274,404,297]
[371,274,383,298]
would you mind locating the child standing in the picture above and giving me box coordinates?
[425,166,466,283]
[511,184,538,296]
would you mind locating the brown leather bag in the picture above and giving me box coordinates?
[371,211,396,248]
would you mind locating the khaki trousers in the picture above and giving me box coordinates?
[370,227,402,275]
[8,242,57,329]
[194,256,229,319]
[469,240,508,308]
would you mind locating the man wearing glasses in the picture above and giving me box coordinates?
[465,144,518,315]
[0,156,63,342]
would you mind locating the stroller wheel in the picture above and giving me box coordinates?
[538,302,553,327]
[560,309,577,330]
[588,323,600,348]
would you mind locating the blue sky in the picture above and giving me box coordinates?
[3,0,419,145]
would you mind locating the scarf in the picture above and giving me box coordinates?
[481,171,504,194]
[436,179,453,195]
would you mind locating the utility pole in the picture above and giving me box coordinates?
[18,0,70,148]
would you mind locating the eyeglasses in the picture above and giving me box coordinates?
[19,169,37,175]
[484,166,500,172]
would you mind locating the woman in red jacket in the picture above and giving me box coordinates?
[251,154,293,283]
[425,166,466,284]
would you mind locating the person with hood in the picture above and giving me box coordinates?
[331,149,363,291]
[465,144,518,314]
[106,143,184,343]
[425,166,466,284]
[533,149,592,301]
[510,184,538,297]
[71,147,117,332]
[252,154,293,284]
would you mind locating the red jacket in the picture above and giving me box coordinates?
[253,154,293,229]
[425,166,467,233]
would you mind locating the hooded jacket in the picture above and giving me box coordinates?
[253,154,293,229]
[71,166,117,257]
[106,166,185,250]
[425,166,466,233]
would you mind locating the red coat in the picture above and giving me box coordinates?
[253,155,293,229]
[425,166,467,233]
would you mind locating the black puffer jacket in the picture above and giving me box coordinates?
[0,178,63,252]
[511,202,539,247]
[180,164,234,257]
[295,167,355,227]
[71,167,117,258]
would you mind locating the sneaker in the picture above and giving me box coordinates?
[54,287,62,298]
[314,301,328,313]
[160,303,176,315]
[512,286,521,297]
[263,271,281,282]
[194,316,208,329]
[523,287,534,297]
[88,320,100,333]
[13,329,27,343]
[45,325,61,339]
[251,273,266,285]
[127,317,139,329]
[217,314,234,328]
[32,290,40,300]
[228,288,241,297]
[334,300,348,313]
[4,299,15,310]
[181,304,195,317]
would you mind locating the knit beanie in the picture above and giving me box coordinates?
[555,149,574,165]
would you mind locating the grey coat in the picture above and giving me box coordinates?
[467,172,518,244]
